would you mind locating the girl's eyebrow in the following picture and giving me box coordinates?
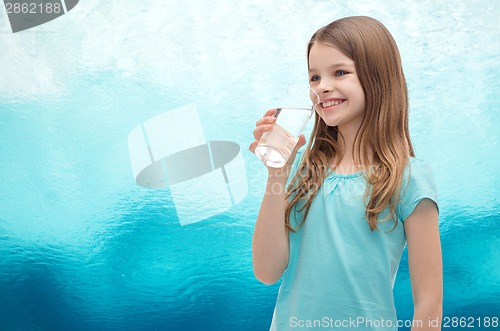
[308,63,354,72]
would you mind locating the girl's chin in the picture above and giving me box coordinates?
[318,114,340,127]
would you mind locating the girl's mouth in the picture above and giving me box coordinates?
[321,99,346,110]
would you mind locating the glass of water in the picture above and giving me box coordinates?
[255,84,320,168]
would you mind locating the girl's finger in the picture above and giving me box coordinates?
[253,124,274,141]
[250,109,278,154]
[263,108,278,117]
[248,140,258,153]
[255,115,277,127]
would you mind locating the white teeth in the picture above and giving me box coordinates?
[322,99,344,107]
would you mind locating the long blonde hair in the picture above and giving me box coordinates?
[285,16,414,232]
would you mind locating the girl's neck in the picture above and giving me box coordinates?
[333,125,374,174]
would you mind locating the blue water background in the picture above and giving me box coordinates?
[0,1,499,330]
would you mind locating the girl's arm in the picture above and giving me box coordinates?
[404,198,443,330]
[249,109,305,284]
[251,168,291,284]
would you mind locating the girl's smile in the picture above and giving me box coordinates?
[319,98,346,110]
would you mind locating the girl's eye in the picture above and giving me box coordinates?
[310,75,320,82]
[335,70,347,77]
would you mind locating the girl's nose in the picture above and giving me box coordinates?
[317,79,333,94]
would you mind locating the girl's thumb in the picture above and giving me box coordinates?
[296,134,306,149]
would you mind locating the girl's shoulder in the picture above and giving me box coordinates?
[404,157,435,177]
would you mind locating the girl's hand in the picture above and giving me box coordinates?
[249,109,306,175]
[249,108,278,154]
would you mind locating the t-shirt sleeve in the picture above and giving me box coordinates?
[397,158,439,222]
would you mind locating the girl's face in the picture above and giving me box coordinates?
[308,42,365,131]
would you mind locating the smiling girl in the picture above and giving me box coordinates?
[250,16,442,330]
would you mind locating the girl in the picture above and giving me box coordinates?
[249,16,442,330]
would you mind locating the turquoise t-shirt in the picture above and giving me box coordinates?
[270,152,438,331]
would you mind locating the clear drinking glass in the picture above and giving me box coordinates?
[255,84,320,168]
